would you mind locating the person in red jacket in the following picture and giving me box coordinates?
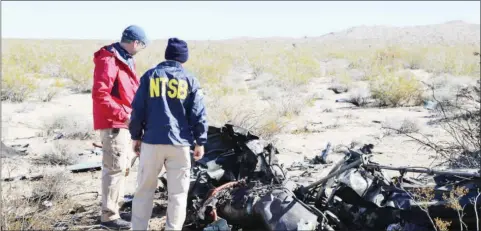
[91,25,148,230]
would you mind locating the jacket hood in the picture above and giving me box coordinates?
[93,45,115,61]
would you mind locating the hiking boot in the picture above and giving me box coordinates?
[100,218,131,230]
[119,212,131,222]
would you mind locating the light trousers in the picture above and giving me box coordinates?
[131,143,191,231]
[99,128,132,222]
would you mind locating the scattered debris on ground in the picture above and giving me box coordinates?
[122,123,480,231]
[3,123,480,230]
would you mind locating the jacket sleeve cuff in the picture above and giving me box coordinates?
[130,130,142,140]
[196,138,207,146]
[129,123,142,140]
[131,134,142,140]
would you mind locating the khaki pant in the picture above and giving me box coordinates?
[99,128,132,222]
[132,143,191,231]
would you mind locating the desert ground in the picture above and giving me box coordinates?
[1,20,480,230]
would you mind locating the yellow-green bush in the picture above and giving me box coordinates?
[325,44,480,78]
[269,48,321,86]
[244,51,272,78]
[1,65,38,102]
[1,38,479,105]
[184,44,236,97]
[420,45,480,76]
[368,69,424,107]
[58,54,93,93]
[39,79,66,102]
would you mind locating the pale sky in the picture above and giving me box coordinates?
[1,1,480,41]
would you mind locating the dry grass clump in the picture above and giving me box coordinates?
[347,87,371,107]
[41,113,94,140]
[328,70,355,94]
[275,94,306,119]
[1,170,75,230]
[382,117,422,136]
[38,78,67,102]
[34,141,79,166]
[422,74,479,103]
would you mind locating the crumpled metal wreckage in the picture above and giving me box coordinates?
[152,123,481,231]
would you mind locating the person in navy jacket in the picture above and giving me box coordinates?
[129,38,208,231]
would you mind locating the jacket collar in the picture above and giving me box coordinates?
[113,42,133,60]
[158,60,183,68]
[102,43,138,83]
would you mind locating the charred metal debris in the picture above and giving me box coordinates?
[152,123,481,231]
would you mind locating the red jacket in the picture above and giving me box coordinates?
[91,43,139,130]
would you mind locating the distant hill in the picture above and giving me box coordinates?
[2,21,479,47]
[311,20,480,46]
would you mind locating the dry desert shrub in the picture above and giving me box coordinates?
[2,40,98,97]
[385,80,480,169]
[368,69,424,107]
[33,141,79,166]
[38,78,66,102]
[1,169,75,230]
[204,94,287,140]
[324,44,480,78]
[1,65,38,102]
[382,117,421,135]
[422,74,479,103]
[328,70,354,94]
[347,87,371,107]
[2,38,479,105]
[41,113,94,140]
[270,48,321,86]
[59,55,94,93]
[426,80,480,168]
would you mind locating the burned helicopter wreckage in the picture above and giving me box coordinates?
[156,123,481,231]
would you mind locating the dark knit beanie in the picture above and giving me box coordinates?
[165,38,189,63]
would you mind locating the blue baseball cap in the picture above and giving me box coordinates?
[122,25,149,45]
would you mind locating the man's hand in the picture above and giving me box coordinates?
[132,140,141,156]
[193,145,204,161]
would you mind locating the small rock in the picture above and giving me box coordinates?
[53,222,69,231]
[53,133,64,140]
[328,86,349,94]
[69,204,86,214]
[42,200,53,208]
[80,150,91,156]
[11,143,29,148]
[92,148,103,156]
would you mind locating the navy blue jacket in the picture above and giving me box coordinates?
[128,60,208,146]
